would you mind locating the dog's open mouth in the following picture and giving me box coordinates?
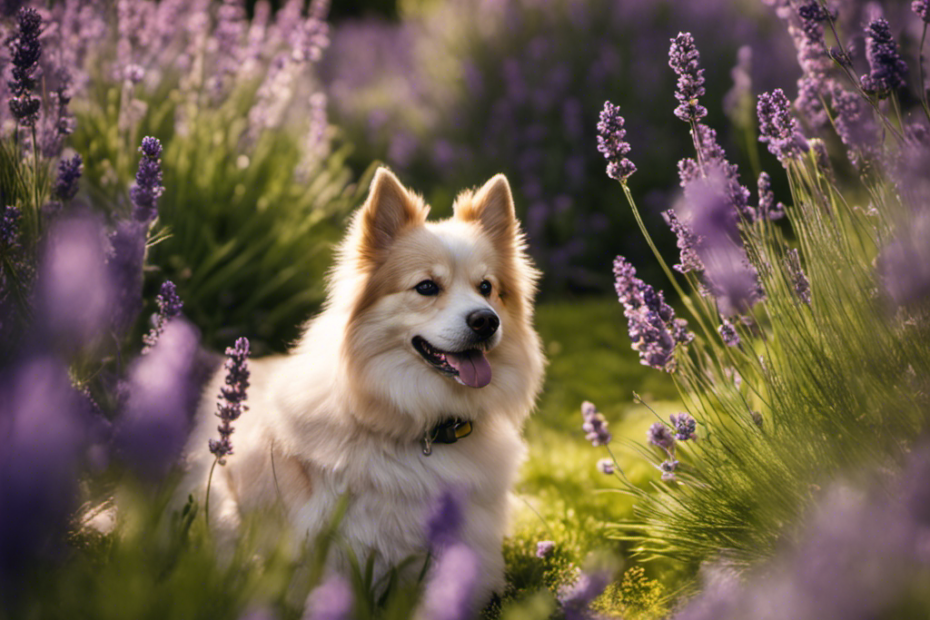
[412,336,492,388]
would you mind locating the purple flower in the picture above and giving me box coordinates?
[669,32,707,123]
[419,543,481,620]
[693,125,755,223]
[38,216,114,352]
[830,85,878,166]
[426,488,465,550]
[142,281,184,352]
[107,220,147,335]
[558,570,611,620]
[659,459,679,482]
[536,540,556,558]
[118,320,200,479]
[581,401,612,446]
[614,256,693,371]
[647,423,675,451]
[877,214,930,306]
[209,337,251,464]
[785,249,812,305]
[7,8,42,127]
[757,89,807,162]
[596,101,636,182]
[681,169,764,316]
[756,172,784,221]
[0,356,88,579]
[718,319,740,347]
[54,154,83,202]
[860,19,908,98]
[304,574,353,620]
[915,0,930,23]
[130,137,165,223]
[663,209,704,273]
[670,413,697,441]
[0,205,21,247]
[597,458,615,475]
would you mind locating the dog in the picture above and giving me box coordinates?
[178,168,545,602]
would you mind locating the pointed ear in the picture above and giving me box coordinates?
[454,174,517,247]
[358,167,428,264]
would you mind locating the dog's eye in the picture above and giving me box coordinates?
[478,280,492,297]
[415,280,440,296]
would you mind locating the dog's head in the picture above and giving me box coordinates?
[333,168,544,436]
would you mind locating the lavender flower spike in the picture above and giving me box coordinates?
[596,101,636,181]
[718,319,741,347]
[785,249,812,305]
[54,154,83,202]
[915,0,930,23]
[130,137,165,223]
[669,32,707,123]
[757,89,807,162]
[8,8,43,127]
[861,19,908,98]
[670,412,697,441]
[209,337,251,464]
[757,172,784,221]
[142,281,184,353]
[647,423,675,451]
[614,256,693,371]
[581,401,612,446]
[536,540,556,558]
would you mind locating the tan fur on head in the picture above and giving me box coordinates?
[358,168,429,268]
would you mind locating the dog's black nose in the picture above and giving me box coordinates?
[467,309,500,340]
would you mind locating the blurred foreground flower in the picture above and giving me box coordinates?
[418,543,480,620]
[304,574,354,620]
[426,487,465,550]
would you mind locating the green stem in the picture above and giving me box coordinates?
[918,23,930,123]
[204,456,218,526]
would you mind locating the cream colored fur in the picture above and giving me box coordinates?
[178,169,545,602]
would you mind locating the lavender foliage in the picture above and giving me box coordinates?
[7,7,42,127]
[614,256,692,371]
[597,101,636,182]
[861,18,908,98]
[669,32,707,123]
[209,336,251,464]
[130,137,165,223]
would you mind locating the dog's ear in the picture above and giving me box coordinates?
[454,174,517,247]
[359,168,427,264]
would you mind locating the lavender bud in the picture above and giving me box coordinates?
[915,0,930,23]
[536,540,556,558]
[860,18,908,98]
[757,172,784,221]
[757,89,808,162]
[209,337,250,464]
[581,401,612,446]
[597,459,615,475]
[647,422,675,451]
[669,32,708,123]
[130,137,165,223]
[785,249,812,305]
[54,154,83,202]
[718,319,741,347]
[670,413,697,441]
[659,459,680,482]
[142,281,184,352]
[597,101,636,181]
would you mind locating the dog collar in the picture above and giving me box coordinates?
[421,418,473,456]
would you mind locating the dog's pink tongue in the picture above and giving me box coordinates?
[446,350,492,388]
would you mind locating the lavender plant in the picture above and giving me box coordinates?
[592,9,930,576]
